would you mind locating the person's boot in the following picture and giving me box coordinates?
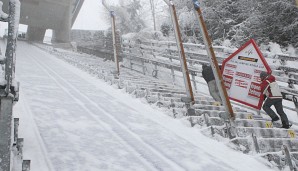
[281,123,292,129]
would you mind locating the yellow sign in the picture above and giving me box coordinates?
[265,121,272,128]
[238,56,258,62]
[213,102,221,106]
[247,114,253,120]
[288,130,296,138]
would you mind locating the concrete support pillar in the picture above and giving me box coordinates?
[52,28,70,43]
[52,5,71,43]
[27,26,46,42]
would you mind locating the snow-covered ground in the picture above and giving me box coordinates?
[4,41,279,170]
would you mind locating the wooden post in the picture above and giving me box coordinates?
[192,0,235,119]
[164,0,195,103]
[111,11,120,76]
[102,0,120,76]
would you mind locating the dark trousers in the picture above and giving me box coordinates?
[263,98,289,125]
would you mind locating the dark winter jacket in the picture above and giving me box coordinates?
[202,65,215,83]
[260,74,282,99]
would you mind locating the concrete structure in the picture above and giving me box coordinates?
[2,0,84,43]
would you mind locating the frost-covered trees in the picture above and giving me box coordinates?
[161,21,171,37]
[255,0,298,47]
[158,0,298,47]
[204,0,298,47]
[105,0,297,48]
[112,0,146,34]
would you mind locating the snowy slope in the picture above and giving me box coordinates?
[12,41,275,171]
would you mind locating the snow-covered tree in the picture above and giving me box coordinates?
[255,0,298,47]
[160,20,171,37]
[111,0,146,34]
[114,0,298,48]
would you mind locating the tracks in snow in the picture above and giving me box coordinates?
[28,47,186,171]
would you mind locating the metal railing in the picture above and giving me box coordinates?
[121,38,298,115]
[0,1,30,170]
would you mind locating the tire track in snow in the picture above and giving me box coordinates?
[17,44,159,171]
[27,45,186,171]
[17,92,55,171]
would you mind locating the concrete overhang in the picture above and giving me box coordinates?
[2,0,78,30]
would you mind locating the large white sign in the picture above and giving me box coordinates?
[222,39,271,109]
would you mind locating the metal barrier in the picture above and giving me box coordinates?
[0,1,30,170]
[121,38,298,115]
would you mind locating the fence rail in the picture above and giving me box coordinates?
[120,38,298,114]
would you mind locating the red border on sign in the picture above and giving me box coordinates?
[221,39,271,110]
[229,97,263,109]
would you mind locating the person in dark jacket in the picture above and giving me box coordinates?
[202,64,222,103]
[260,71,291,129]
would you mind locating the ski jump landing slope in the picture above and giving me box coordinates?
[14,42,273,171]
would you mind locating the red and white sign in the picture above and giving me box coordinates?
[223,75,233,89]
[222,39,271,109]
[234,79,248,89]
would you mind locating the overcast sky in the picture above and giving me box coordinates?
[72,0,112,30]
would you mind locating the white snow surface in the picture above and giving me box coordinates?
[11,41,275,171]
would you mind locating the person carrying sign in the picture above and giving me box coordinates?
[260,71,291,129]
[202,64,222,104]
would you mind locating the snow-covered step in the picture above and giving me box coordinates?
[191,117,276,128]
[193,104,226,111]
[235,119,275,128]
[120,76,154,81]
[193,106,247,115]
[231,138,298,153]
[123,82,184,93]
[154,100,185,108]
[194,109,251,117]
[121,77,171,84]
[129,84,175,90]
[121,78,169,84]
[235,127,298,139]
[149,88,186,94]
[188,116,223,127]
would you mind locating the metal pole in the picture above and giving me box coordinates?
[0,1,21,170]
[191,72,197,90]
[0,97,14,171]
[5,0,20,95]
[282,145,295,171]
[192,0,235,119]
[164,0,195,103]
